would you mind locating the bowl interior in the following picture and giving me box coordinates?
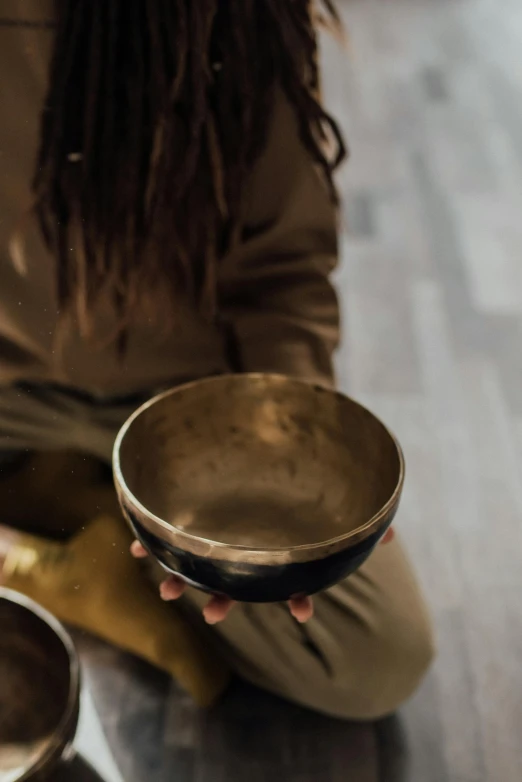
[0,595,74,780]
[117,375,402,550]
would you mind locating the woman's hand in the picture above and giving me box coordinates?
[132,538,314,623]
[130,527,395,625]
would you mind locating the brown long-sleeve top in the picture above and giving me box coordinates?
[0,1,340,399]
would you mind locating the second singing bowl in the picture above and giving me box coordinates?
[113,374,405,603]
[0,589,80,782]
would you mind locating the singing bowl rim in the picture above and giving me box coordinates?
[113,374,405,565]
[0,587,80,781]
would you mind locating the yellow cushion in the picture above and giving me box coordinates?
[4,515,230,707]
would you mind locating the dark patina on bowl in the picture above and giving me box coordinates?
[113,374,405,603]
[0,588,80,782]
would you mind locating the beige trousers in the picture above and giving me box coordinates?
[0,384,434,719]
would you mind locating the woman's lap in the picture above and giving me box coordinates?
[178,536,434,719]
[0,385,434,718]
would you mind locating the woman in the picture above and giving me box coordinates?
[0,1,433,718]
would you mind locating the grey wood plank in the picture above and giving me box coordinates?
[433,610,486,782]
[341,286,422,395]
[454,196,522,314]
[399,675,450,782]
[464,587,522,782]
[344,190,377,238]
[420,65,449,103]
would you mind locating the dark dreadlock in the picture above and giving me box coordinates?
[33,0,345,339]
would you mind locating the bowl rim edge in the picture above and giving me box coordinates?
[112,373,406,559]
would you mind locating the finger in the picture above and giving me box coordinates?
[130,540,148,559]
[159,575,187,601]
[381,527,395,545]
[289,595,314,624]
[203,595,236,625]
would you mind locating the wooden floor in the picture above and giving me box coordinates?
[77,1,522,780]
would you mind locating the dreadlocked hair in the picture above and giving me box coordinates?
[33,0,346,341]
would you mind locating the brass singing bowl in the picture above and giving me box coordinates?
[0,589,80,782]
[113,374,405,602]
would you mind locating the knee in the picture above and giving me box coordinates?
[278,605,435,721]
[331,607,436,721]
